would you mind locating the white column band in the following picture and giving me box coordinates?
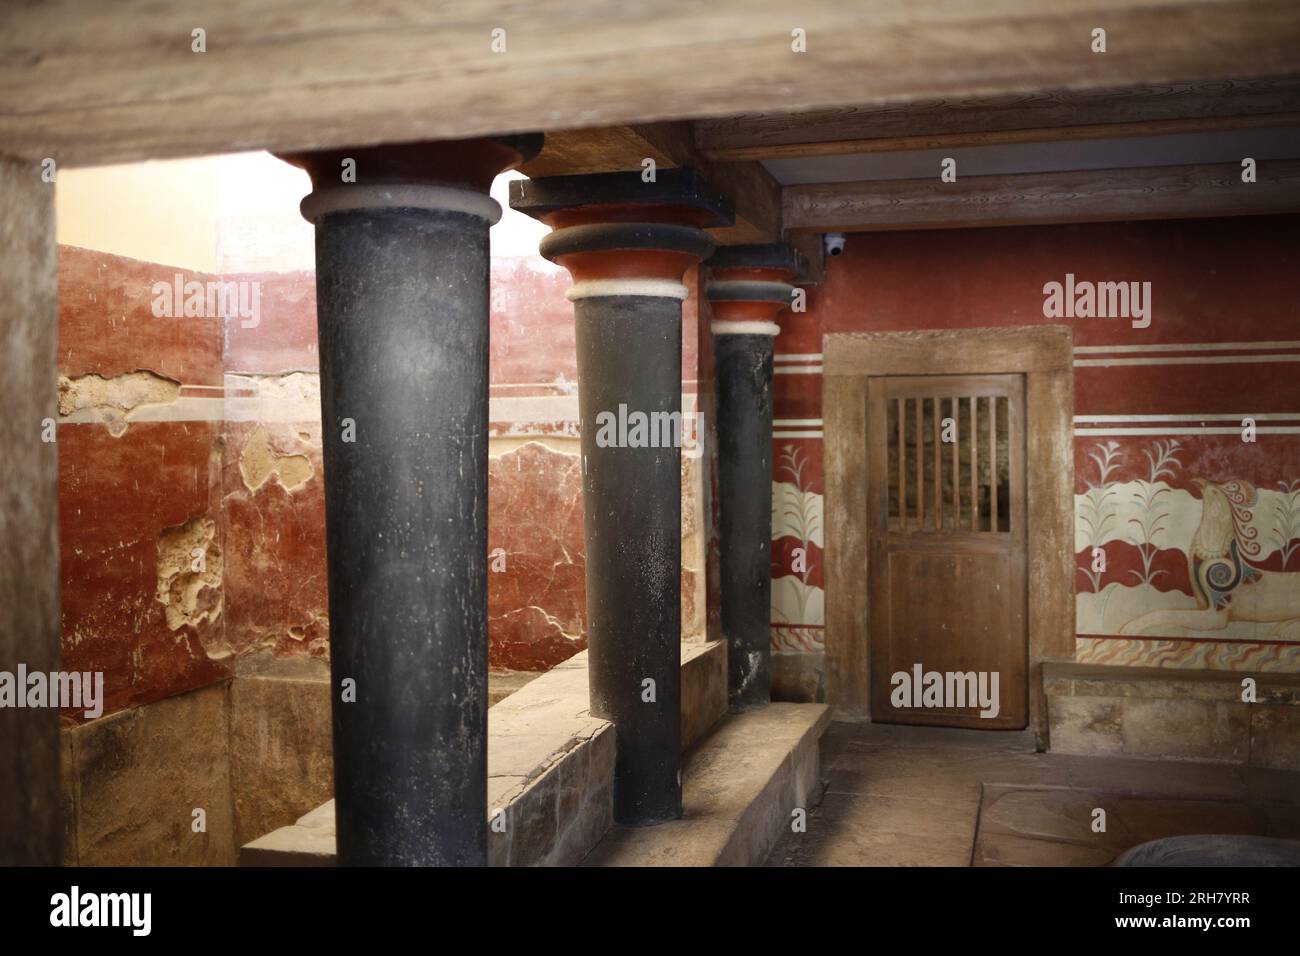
[711,320,781,336]
[566,279,690,301]
[301,184,502,225]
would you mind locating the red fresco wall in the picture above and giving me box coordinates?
[58,248,230,720]
[770,214,1300,693]
[58,245,714,721]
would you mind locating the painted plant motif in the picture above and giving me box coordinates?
[1273,479,1300,569]
[1074,439,1300,647]
[1126,439,1182,588]
[1077,440,1122,592]
[771,443,825,652]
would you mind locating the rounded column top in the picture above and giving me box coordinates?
[706,243,803,336]
[511,169,734,301]
[278,134,543,224]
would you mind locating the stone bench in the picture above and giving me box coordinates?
[1044,661,1300,770]
[240,640,727,866]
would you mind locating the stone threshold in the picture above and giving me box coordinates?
[240,640,727,867]
[582,702,831,867]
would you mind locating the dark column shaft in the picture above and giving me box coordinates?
[285,136,539,865]
[575,295,683,824]
[706,244,802,711]
[314,206,489,865]
[715,333,775,709]
[510,168,730,827]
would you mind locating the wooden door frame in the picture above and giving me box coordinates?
[823,326,1075,748]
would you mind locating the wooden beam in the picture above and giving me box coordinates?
[697,76,1300,160]
[4,2,1300,169]
[695,156,783,244]
[786,232,826,285]
[520,127,680,178]
[705,111,1300,162]
[0,153,61,866]
[783,159,1300,232]
[520,122,783,243]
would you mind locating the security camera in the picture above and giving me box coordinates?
[824,232,846,257]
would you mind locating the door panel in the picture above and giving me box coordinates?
[867,374,1027,729]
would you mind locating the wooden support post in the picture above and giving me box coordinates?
[0,152,61,865]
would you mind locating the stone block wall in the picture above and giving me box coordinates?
[1045,662,1300,769]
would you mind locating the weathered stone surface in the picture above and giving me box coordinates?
[229,675,333,847]
[1249,705,1300,771]
[488,669,543,706]
[1044,663,1300,704]
[241,799,336,867]
[791,790,978,867]
[1045,662,1297,764]
[976,832,1118,867]
[1047,695,1123,756]
[70,683,235,865]
[772,650,826,703]
[1121,698,1250,763]
[973,782,1272,866]
[681,640,726,749]
[978,784,1136,858]
[241,651,615,867]
[583,703,830,867]
[240,644,739,866]
[768,721,1300,868]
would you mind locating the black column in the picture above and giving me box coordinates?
[706,245,801,710]
[715,332,776,708]
[511,171,732,825]
[281,137,540,865]
[575,293,686,823]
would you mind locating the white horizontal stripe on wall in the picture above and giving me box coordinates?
[59,393,702,427]
[489,395,579,422]
[773,430,824,438]
[1074,340,1300,354]
[1077,426,1300,435]
[1075,413,1300,422]
[1075,355,1300,367]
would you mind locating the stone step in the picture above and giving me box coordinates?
[582,702,830,867]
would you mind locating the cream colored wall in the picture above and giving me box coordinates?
[58,156,547,275]
[56,158,223,272]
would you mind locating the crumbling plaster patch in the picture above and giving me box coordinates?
[156,516,224,640]
[57,369,181,437]
[238,424,314,493]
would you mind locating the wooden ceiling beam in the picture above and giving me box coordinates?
[782,159,1300,232]
[520,122,784,244]
[5,2,1300,169]
[697,77,1300,161]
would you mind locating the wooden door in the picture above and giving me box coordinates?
[867,375,1027,729]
